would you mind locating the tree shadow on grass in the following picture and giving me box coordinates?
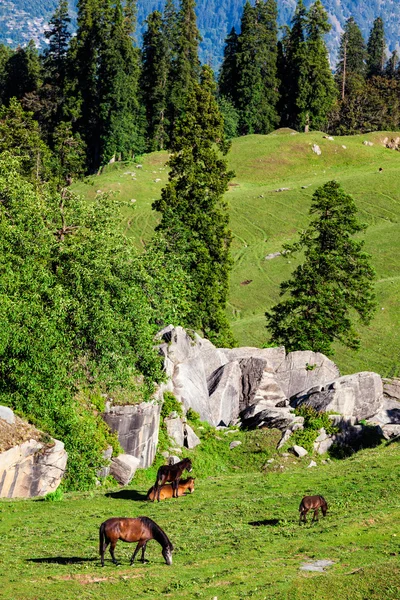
[105,489,147,501]
[27,557,97,565]
[248,519,280,527]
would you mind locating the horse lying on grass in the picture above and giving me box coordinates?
[99,516,173,567]
[153,457,192,501]
[147,477,195,501]
[299,495,328,524]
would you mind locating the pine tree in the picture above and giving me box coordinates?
[141,11,170,150]
[168,0,201,136]
[296,0,336,131]
[335,17,366,100]
[3,41,41,103]
[266,181,376,354]
[73,0,102,169]
[97,0,143,163]
[278,0,307,128]
[385,50,399,78]
[153,66,234,346]
[235,0,279,134]
[367,17,386,78]
[218,27,239,103]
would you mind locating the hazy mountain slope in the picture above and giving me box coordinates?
[1,0,399,68]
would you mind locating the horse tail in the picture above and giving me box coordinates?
[99,522,106,555]
[299,499,304,512]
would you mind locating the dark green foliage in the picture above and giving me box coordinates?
[141,11,170,151]
[335,17,367,101]
[278,0,307,128]
[367,17,386,79]
[53,121,86,187]
[218,96,239,139]
[153,66,234,346]
[296,0,336,131]
[328,76,400,134]
[384,50,399,79]
[266,180,376,355]
[168,0,201,137]
[186,407,200,423]
[0,99,53,182]
[97,0,144,164]
[218,26,239,104]
[234,0,279,134]
[3,40,41,103]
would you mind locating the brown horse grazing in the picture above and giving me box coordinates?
[99,516,173,567]
[299,495,328,525]
[147,477,195,501]
[153,457,193,502]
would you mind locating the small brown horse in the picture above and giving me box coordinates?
[299,495,328,524]
[147,477,195,501]
[99,516,173,567]
[153,457,193,502]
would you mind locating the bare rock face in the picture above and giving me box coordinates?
[103,401,161,468]
[276,350,340,399]
[383,377,400,402]
[290,372,383,421]
[0,406,15,425]
[110,454,140,485]
[0,438,67,499]
[164,417,201,449]
[155,326,341,429]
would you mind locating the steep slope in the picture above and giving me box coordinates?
[2,0,399,68]
[73,129,400,378]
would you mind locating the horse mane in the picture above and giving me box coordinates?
[140,516,172,548]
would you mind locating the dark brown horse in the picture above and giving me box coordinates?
[99,516,173,566]
[147,477,195,501]
[153,457,192,502]
[299,495,328,524]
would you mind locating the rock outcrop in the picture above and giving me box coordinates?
[164,417,201,449]
[156,326,339,427]
[103,401,161,468]
[110,454,140,485]
[290,372,383,421]
[0,407,67,498]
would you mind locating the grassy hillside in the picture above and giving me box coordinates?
[73,129,400,377]
[1,440,400,599]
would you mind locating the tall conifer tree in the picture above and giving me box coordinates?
[367,17,386,78]
[168,0,201,136]
[278,0,307,128]
[235,0,279,134]
[153,66,234,346]
[335,17,366,100]
[141,11,170,150]
[296,0,336,131]
[218,27,239,103]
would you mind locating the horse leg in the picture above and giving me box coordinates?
[130,541,144,565]
[174,478,180,498]
[312,508,319,522]
[101,541,109,567]
[140,542,148,563]
[302,508,309,524]
[109,541,119,565]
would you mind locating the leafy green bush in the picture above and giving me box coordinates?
[44,487,64,502]
[186,408,200,424]
[161,392,183,419]
[294,405,339,435]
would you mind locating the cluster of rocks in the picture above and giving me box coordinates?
[155,326,400,452]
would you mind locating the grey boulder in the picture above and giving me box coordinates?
[291,371,383,421]
[110,454,140,485]
[164,417,201,449]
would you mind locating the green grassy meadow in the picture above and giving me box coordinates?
[73,129,400,377]
[1,440,400,599]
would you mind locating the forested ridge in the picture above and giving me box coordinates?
[0,0,397,489]
[2,0,400,67]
